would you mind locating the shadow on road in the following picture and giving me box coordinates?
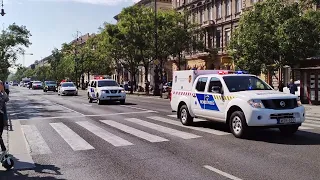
[1,157,64,180]
[191,121,230,132]
[243,129,320,145]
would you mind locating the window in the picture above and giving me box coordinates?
[196,77,208,92]
[208,77,223,93]
[97,80,119,87]
[251,0,258,4]
[216,30,221,48]
[217,2,222,18]
[61,83,75,87]
[235,0,242,13]
[223,76,272,92]
[200,10,204,24]
[208,7,212,20]
[225,29,231,45]
[226,0,231,16]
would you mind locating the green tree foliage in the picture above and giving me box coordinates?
[228,0,320,75]
[0,23,31,81]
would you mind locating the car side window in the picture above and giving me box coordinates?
[90,81,95,87]
[208,77,223,93]
[195,77,208,92]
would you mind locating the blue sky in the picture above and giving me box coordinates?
[3,0,138,70]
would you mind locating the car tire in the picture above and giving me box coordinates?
[120,100,125,105]
[89,98,93,103]
[279,125,299,136]
[179,105,193,126]
[229,111,250,138]
[97,98,103,105]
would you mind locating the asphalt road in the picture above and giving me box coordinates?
[1,86,320,180]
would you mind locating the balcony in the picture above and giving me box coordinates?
[201,20,215,28]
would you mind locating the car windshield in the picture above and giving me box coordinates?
[33,81,42,84]
[46,81,56,85]
[98,80,118,87]
[223,76,272,92]
[61,83,75,87]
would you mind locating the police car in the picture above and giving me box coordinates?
[87,78,126,105]
[170,70,305,138]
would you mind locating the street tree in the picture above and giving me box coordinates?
[0,23,31,81]
[117,6,154,94]
[48,48,63,81]
[228,0,320,75]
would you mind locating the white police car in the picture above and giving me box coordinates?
[87,78,126,105]
[170,70,305,138]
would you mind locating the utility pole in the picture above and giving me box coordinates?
[74,31,82,89]
[153,0,160,96]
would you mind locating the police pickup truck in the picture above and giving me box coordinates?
[170,70,305,138]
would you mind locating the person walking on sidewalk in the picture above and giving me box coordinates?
[4,81,9,96]
[0,81,9,153]
[287,79,298,95]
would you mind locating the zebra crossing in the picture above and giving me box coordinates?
[11,115,320,156]
[16,116,229,155]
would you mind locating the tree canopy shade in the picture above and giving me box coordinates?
[228,0,320,75]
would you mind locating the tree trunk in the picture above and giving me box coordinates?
[159,58,164,98]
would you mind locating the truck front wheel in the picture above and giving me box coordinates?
[229,111,249,138]
[179,105,193,126]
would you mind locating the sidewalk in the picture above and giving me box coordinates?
[304,105,320,119]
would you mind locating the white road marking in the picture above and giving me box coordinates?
[150,116,230,135]
[167,115,206,122]
[204,165,242,180]
[76,121,133,147]
[50,123,94,151]
[14,110,156,121]
[124,118,201,139]
[21,125,52,155]
[299,126,313,130]
[52,103,85,116]
[302,122,320,128]
[305,120,320,124]
[82,103,92,107]
[167,115,176,118]
[101,120,169,143]
[120,105,152,111]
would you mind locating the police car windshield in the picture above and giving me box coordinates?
[223,76,272,92]
[46,81,56,85]
[98,80,118,87]
[61,83,75,87]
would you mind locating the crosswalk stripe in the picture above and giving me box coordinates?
[50,123,94,151]
[76,121,133,147]
[302,122,320,128]
[299,126,314,130]
[149,116,230,135]
[124,118,201,139]
[101,120,169,143]
[305,120,320,124]
[21,125,52,155]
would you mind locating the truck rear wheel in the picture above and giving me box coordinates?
[179,105,193,126]
[229,111,249,138]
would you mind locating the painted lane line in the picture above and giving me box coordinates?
[302,122,320,128]
[50,123,94,151]
[15,110,156,121]
[149,116,230,136]
[167,115,206,122]
[124,118,201,139]
[101,120,169,143]
[52,103,85,116]
[204,165,242,180]
[82,103,92,107]
[305,120,320,124]
[299,126,314,130]
[21,125,52,155]
[76,121,133,147]
[119,105,152,111]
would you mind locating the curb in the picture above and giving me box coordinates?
[126,93,170,100]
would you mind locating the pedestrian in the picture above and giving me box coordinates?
[4,81,9,96]
[0,81,9,154]
[287,79,298,95]
[278,81,284,92]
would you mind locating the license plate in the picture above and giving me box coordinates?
[110,97,118,100]
[279,118,296,124]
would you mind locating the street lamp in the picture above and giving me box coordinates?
[74,31,83,89]
[22,52,34,67]
[0,0,5,16]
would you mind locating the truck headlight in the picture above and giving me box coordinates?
[121,90,126,93]
[248,99,264,108]
[297,97,302,106]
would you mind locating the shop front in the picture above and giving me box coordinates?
[296,67,320,105]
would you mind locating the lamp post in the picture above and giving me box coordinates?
[153,0,160,96]
[0,0,5,16]
[22,52,34,67]
[74,31,82,89]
